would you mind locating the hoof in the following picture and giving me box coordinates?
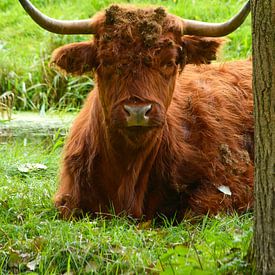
[54,194,79,219]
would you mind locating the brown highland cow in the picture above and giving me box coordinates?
[19,0,253,220]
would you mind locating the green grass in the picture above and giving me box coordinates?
[0,0,251,111]
[0,139,254,274]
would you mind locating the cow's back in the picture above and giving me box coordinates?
[175,59,253,152]
[164,60,254,215]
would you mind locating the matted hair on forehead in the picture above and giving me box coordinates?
[97,5,182,48]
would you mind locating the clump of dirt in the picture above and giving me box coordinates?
[125,10,141,22]
[219,144,251,175]
[137,20,162,47]
[219,144,235,166]
[105,5,122,25]
[152,7,166,23]
[104,5,168,48]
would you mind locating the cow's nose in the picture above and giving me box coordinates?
[124,104,152,126]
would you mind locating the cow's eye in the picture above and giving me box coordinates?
[162,60,175,68]
[102,59,114,68]
[104,62,113,68]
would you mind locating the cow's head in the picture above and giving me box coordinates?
[19,0,250,146]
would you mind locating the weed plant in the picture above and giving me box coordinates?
[0,0,251,111]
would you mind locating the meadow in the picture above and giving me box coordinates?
[0,0,253,273]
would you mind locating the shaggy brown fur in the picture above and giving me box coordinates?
[52,5,253,219]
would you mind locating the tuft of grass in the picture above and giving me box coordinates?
[0,91,14,120]
[0,139,254,274]
[0,0,251,111]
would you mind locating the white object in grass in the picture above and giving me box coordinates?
[18,163,47,173]
[217,185,232,196]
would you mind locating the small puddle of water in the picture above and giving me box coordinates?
[0,112,75,142]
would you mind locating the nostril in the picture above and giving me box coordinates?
[144,104,152,118]
[123,105,131,116]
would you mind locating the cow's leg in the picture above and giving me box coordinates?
[144,185,181,220]
[186,185,233,216]
[54,167,80,219]
[185,180,253,216]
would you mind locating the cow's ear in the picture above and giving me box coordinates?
[51,41,98,75]
[181,36,224,65]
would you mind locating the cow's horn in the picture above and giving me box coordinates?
[18,0,97,34]
[181,1,250,37]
